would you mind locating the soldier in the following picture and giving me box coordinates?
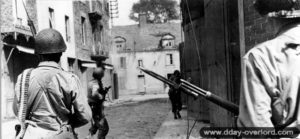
[86,66,111,139]
[13,28,92,139]
[168,70,182,119]
[238,0,300,128]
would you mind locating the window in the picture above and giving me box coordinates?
[166,54,173,65]
[68,58,75,73]
[15,0,26,25]
[81,17,86,44]
[106,2,109,13]
[120,57,126,68]
[116,44,122,48]
[49,8,55,28]
[65,16,70,42]
[167,41,172,47]
[100,31,103,43]
[138,59,143,67]
[114,36,126,49]
[161,34,175,47]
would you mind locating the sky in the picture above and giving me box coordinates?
[113,0,181,26]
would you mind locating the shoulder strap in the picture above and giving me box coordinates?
[16,69,33,139]
[44,90,64,126]
[26,89,44,119]
[42,84,69,128]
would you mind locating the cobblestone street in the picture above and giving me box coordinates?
[76,98,170,139]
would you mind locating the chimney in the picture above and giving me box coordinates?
[139,13,147,27]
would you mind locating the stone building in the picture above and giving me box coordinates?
[111,15,181,96]
[0,0,114,119]
[180,0,281,127]
[71,0,116,100]
[1,0,38,119]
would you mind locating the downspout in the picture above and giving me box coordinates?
[0,0,2,136]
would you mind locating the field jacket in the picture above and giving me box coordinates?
[13,61,91,138]
[238,23,300,128]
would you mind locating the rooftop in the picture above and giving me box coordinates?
[112,21,182,51]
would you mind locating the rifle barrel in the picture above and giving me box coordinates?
[140,67,177,87]
[179,84,199,98]
[139,67,239,115]
[181,79,239,114]
[181,79,208,94]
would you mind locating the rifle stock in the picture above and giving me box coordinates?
[139,67,239,115]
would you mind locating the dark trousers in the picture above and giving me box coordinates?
[169,91,182,113]
[89,104,109,139]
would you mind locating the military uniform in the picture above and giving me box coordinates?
[13,29,92,139]
[168,74,182,119]
[13,61,91,138]
[87,79,109,139]
[238,0,300,129]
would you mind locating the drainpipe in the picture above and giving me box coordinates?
[89,0,93,12]
[0,1,3,136]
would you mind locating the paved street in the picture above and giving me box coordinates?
[76,98,170,139]
[2,94,208,139]
[2,94,170,139]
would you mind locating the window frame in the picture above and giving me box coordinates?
[120,57,127,69]
[81,16,86,45]
[166,54,174,66]
[138,59,143,67]
[65,15,71,42]
[68,58,75,73]
[49,8,55,28]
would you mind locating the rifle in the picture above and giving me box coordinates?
[139,67,239,115]
[98,85,111,100]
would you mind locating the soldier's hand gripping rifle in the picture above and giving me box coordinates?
[139,67,239,115]
[97,85,111,101]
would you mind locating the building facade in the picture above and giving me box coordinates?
[180,0,279,127]
[0,0,114,119]
[1,0,38,119]
[111,15,181,96]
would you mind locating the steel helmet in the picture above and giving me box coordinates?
[93,66,105,79]
[34,28,67,54]
[254,0,300,18]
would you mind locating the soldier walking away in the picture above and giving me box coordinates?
[168,70,182,119]
[13,28,92,139]
[238,0,300,130]
[86,66,111,139]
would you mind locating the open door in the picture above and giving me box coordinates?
[137,75,146,94]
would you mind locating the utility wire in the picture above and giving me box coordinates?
[179,4,190,139]
[180,0,210,138]
[184,0,203,87]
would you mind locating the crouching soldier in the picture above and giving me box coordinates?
[86,66,111,139]
[13,29,92,139]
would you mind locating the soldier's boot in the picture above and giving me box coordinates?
[173,112,178,119]
[177,111,181,119]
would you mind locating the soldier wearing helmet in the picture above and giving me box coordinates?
[13,28,92,139]
[238,0,300,129]
[86,65,111,139]
[168,70,182,119]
